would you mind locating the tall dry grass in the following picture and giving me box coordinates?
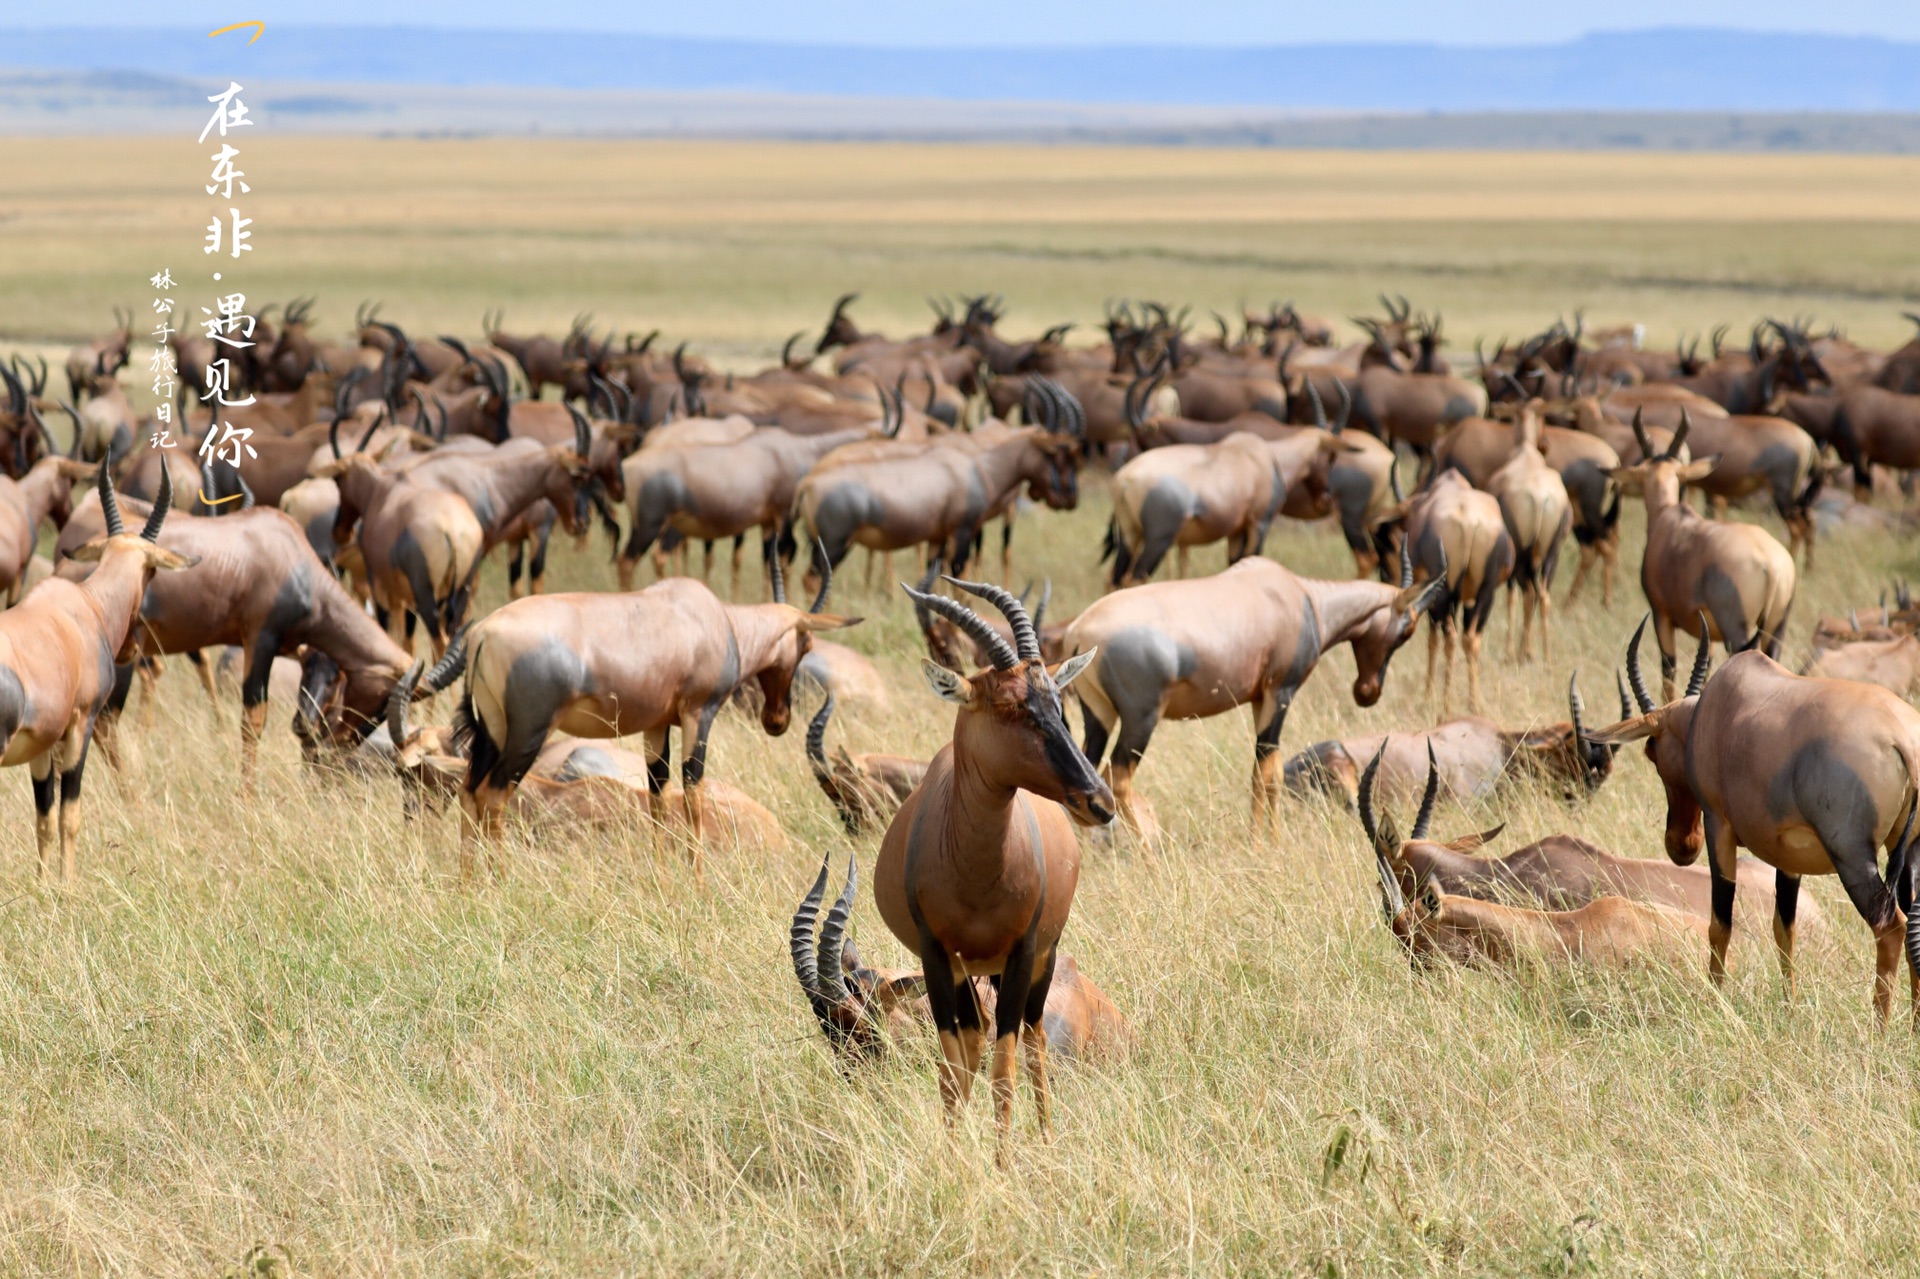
[0,483,1915,1275]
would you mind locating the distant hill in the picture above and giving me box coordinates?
[2,26,1919,112]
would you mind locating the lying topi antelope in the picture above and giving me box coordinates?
[1593,636,1920,1025]
[875,577,1111,1158]
[0,467,195,879]
[1062,542,1441,838]
[456,551,857,875]
[1284,672,1623,807]
[1360,746,1707,969]
[793,851,1130,1065]
[1358,740,1814,929]
[806,693,927,834]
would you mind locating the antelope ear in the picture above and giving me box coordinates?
[922,658,973,705]
[1680,457,1718,480]
[65,537,108,563]
[1394,578,1442,614]
[151,549,201,571]
[310,458,349,480]
[873,974,927,1009]
[1049,648,1097,689]
[1584,713,1661,745]
[799,612,862,634]
[1419,882,1444,915]
[1443,823,1506,853]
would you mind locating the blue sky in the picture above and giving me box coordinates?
[14,1,1920,45]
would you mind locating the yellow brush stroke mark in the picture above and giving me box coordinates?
[208,21,265,44]
[199,492,243,507]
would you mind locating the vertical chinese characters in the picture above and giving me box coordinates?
[195,81,259,468]
[148,269,177,449]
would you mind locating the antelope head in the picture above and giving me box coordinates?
[1584,615,1714,864]
[1348,540,1446,705]
[384,633,476,812]
[791,852,926,1063]
[1358,741,1504,965]
[905,575,1114,828]
[1610,409,1712,502]
[757,544,861,737]
[68,466,198,574]
[1522,671,1626,800]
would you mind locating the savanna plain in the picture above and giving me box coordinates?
[3,137,1920,1276]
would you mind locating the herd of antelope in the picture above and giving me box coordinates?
[10,288,1920,1157]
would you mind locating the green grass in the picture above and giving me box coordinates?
[3,136,1920,1276]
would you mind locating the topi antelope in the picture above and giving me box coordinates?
[1357,741,1813,929]
[54,482,434,780]
[1284,672,1623,807]
[874,578,1111,1156]
[455,554,857,875]
[806,693,926,834]
[793,852,1129,1067]
[1614,410,1795,698]
[1062,546,1440,838]
[1404,469,1513,714]
[1594,641,1920,1025]
[1486,406,1570,663]
[0,467,195,878]
[1360,747,1706,970]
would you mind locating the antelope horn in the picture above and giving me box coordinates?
[1399,534,1413,589]
[769,543,787,605]
[97,460,125,537]
[567,402,593,460]
[901,580,1017,671]
[56,400,84,458]
[387,661,423,747]
[1332,378,1352,433]
[198,458,218,509]
[439,335,471,363]
[816,851,857,1007]
[1685,610,1713,697]
[1851,607,1861,633]
[790,854,832,1023]
[355,408,384,455]
[422,624,469,695]
[1669,409,1690,460]
[780,331,805,367]
[236,473,255,511]
[1033,578,1052,632]
[140,462,171,543]
[1409,741,1440,841]
[945,575,1038,663]
[1306,376,1328,429]
[1568,671,1589,744]
[1630,407,1653,461]
[1358,744,1407,920]
[807,538,833,614]
[1626,615,1656,713]
[1615,670,1634,722]
[1389,457,1405,505]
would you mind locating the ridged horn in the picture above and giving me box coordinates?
[901,580,1017,671]
[807,538,833,614]
[945,575,1038,662]
[1410,741,1440,841]
[816,852,856,1007]
[98,458,125,537]
[790,854,832,1024]
[1685,610,1713,697]
[1626,614,1656,713]
[387,661,422,746]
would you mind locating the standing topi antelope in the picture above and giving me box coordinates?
[0,467,195,879]
[874,578,1111,1157]
[1061,545,1441,839]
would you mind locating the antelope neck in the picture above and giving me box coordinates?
[1301,577,1394,649]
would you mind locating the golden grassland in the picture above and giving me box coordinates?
[2,136,1920,1274]
[5,137,1920,356]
